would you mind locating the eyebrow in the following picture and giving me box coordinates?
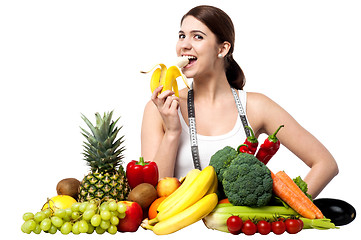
[179,30,207,36]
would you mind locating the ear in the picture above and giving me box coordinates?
[218,41,231,57]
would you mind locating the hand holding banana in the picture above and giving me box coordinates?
[141,57,190,97]
[141,166,218,235]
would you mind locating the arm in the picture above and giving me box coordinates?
[141,86,182,178]
[247,93,339,198]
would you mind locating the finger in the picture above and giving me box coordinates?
[151,85,164,102]
[170,98,180,111]
[157,89,175,100]
[162,95,178,109]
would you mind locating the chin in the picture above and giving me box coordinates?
[183,66,199,79]
[182,70,194,79]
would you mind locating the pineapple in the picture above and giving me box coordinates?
[78,111,130,202]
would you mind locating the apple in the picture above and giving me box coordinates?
[117,201,143,232]
[156,177,181,197]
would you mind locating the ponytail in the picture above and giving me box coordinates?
[225,54,246,90]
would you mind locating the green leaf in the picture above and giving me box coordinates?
[81,114,97,138]
[293,176,313,201]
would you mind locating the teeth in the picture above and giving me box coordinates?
[182,55,197,60]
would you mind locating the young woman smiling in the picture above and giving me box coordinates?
[140,5,338,198]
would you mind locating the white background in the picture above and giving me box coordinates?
[1,0,360,239]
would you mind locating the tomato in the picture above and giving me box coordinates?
[271,220,286,235]
[285,219,302,234]
[257,220,271,235]
[226,216,243,235]
[297,218,304,230]
[242,220,257,235]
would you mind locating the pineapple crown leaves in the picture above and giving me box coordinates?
[80,111,126,172]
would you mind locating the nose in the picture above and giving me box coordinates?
[177,37,192,52]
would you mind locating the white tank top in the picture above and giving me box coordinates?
[174,90,250,178]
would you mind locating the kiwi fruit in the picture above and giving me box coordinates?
[56,178,81,200]
[127,183,158,209]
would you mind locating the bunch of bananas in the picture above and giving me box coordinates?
[141,166,218,235]
[141,57,190,97]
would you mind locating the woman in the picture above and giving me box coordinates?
[141,5,338,198]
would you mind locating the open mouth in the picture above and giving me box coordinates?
[182,55,197,68]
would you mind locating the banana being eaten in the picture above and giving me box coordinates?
[141,57,190,97]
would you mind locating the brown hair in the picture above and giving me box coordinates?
[181,5,246,90]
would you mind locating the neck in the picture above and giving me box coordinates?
[192,72,231,103]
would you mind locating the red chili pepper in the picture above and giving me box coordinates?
[237,126,259,155]
[256,125,284,165]
[126,157,159,189]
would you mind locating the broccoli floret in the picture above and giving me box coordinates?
[222,153,273,207]
[209,146,238,183]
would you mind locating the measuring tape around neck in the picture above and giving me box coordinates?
[187,86,250,170]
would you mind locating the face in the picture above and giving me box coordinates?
[176,16,225,79]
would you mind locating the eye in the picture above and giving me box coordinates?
[178,33,186,39]
[194,34,203,40]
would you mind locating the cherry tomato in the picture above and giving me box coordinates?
[271,220,286,235]
[242,220,257,235]
[297,218,304,230]
[257,220,271,235]
[285,219,302,234]
[227,216,243,235]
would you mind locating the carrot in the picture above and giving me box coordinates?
[271,172,316,219]
[275,171,324,219]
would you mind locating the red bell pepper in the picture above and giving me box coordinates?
[126,157,159,189]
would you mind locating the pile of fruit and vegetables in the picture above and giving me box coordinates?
[20,61,350,235]
[20,110,343,236]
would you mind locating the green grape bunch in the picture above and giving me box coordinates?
[21,199,127,235]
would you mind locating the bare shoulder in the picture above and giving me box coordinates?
[246,92,290,136]
[143,99,157,113]
[143,100,155,118]
[247,92,276,108]
[143,99,162,122]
